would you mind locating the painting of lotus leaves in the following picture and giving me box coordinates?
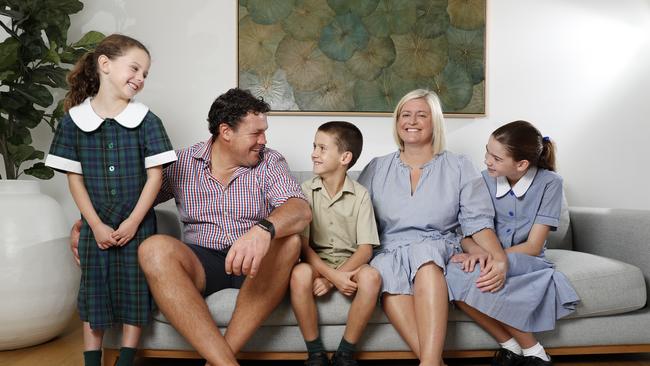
[238,0,486,116]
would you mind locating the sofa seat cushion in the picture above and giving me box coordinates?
[153,249,646,326]
[546,249,646,318]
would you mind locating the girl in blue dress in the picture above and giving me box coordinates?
[446,121,579,366]
[46,35,176,366]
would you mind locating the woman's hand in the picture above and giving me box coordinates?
[451,252,490,273]
[476,255,508,293]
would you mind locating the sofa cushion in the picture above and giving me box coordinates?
[153,249,646,326]
[546,249,646,318]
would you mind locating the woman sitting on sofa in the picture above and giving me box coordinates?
[357,89,508,366]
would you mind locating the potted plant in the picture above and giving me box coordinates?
[0,0,104,180]
[0,0,104,350]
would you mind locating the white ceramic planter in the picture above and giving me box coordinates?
[0,180,79,350]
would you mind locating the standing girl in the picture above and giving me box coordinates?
[45,34,177,366]
[446,120,579,366]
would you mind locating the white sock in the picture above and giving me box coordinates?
[522,342,550,361]
[499,338,522,355]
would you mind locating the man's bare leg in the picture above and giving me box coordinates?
[224,234,301,353]
[138,234,238,366]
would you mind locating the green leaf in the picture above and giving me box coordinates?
[43,0,83,15]
[72,31,105,49]
[13,84,54,108]
[31,65,68,88]
[0,91,27,109]
[8,143,36,165]
[8,127,32,145]
[43,39,61,64]
[0,70,17,82]
[0,38,21,70]
[15,107,44,129]
[24,162,55,180]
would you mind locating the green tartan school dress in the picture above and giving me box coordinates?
[45,98,177,330]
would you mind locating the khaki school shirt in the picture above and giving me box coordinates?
[301,175,380,269]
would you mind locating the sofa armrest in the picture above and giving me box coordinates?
[569,206,650,297]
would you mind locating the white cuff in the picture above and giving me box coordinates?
[145,150,177,168]
[45,154,83,174]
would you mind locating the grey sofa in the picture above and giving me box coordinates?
[103,173,650,364]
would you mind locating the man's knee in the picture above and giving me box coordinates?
[138,234,179,272]
[290,263,313,290]
[275,234,301,263]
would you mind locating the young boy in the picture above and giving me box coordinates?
[290,121,381,366]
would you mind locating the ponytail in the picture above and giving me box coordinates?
[538,137,556,172]
[64,51,100,111]
[492,120,557,171]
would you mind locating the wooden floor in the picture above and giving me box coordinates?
[2,318,650,366]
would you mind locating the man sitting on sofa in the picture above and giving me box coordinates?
[70,88,311,366]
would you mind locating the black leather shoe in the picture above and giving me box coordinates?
[330,351,358,366]
[491,348,524,366]
[521,355,553,366]
[305,352,329,366]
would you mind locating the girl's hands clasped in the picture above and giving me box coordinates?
[476,255,508,293]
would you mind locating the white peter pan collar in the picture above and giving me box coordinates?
[496,166,538,198]
[69,97,149,132]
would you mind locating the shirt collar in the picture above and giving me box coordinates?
[68,97,149,132]
[193,137,214,162]
[496,166,538,198]
[311,175,356,197]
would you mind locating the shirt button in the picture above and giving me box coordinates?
[107,142,114,149]
[110,189,117,196]
[508,211,514,216]
[108,165,115,172]
[329,221,333,225]
[509,191,514,196]
[330,238,334,243]
[506,229,512,233]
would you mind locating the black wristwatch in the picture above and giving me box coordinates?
[256,218,275,239]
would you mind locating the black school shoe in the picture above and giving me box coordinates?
[330,351,358,366]
[305,352,329,366]
[491,348,524,366]
[521,355,553,366]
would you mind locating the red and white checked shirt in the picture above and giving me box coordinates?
[157,138,306,250]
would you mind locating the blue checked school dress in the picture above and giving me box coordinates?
[445,167,580,332]
[357,151,495,295]
[45,98,177,329]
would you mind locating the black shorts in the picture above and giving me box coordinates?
[186,244,245,297]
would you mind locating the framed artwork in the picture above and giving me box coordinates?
[237,0,486,116]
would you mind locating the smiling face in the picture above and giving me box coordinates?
[311,130,349,178]
[99,47,151,100]
[484,135,529,182]
[224,111,268,167]
[396,98,434,148]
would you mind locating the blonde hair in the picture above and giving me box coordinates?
[392,89,446,155]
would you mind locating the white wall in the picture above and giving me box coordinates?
[27,0,650,224]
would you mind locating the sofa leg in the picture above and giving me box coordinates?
[103,348,120,366]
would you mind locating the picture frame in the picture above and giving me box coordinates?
[237,0,486,117]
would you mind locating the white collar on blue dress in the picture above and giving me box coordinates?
[69,97,149,132]
[496,166,538,198]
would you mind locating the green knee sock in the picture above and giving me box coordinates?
[83,350,102,366]
[116,347,137,366]
[336,337,356,354]
[305,337,326,354]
